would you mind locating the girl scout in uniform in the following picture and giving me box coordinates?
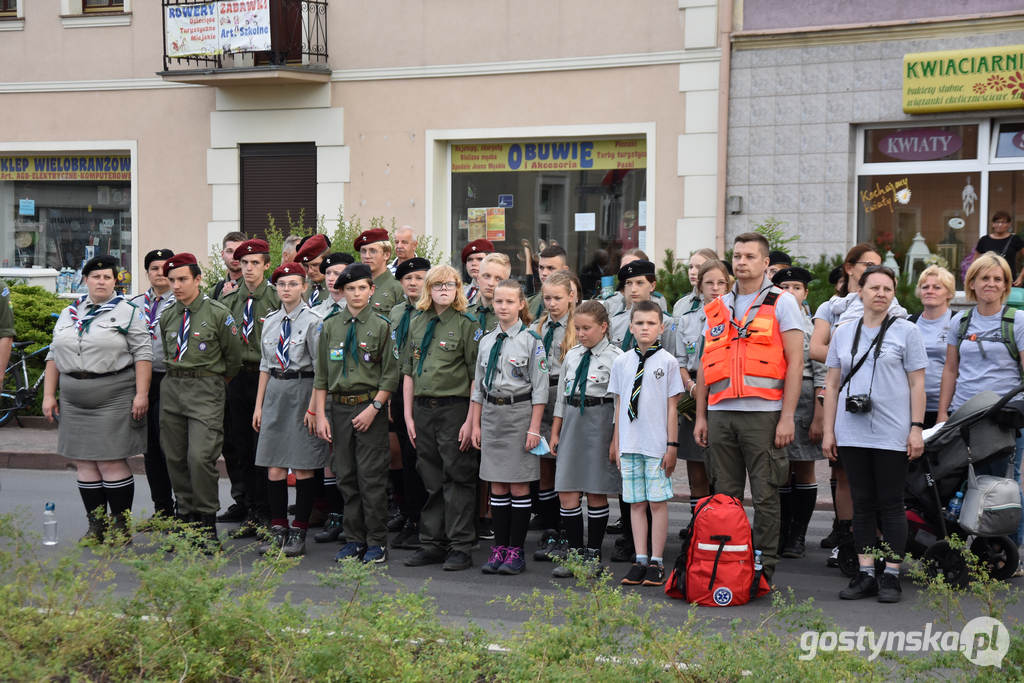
[42,254,153,543]
[531,271,576,558]
[400,264,480,571]
[549,300,623,577]
[471,280,549,575]
[252,263,327,557]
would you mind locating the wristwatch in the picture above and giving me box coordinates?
[666,441,680,447]
[371,400,384,411]
[910,421,925,429]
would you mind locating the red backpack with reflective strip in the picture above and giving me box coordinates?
[664,494,771,606]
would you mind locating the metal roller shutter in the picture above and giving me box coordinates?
[240,142,317,239]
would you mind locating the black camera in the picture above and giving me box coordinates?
[845,395,872,413]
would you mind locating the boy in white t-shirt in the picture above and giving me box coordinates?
[609,301,684,587]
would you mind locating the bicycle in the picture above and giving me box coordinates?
[1,340,51,428]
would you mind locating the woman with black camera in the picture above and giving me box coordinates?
[821,265,927,603]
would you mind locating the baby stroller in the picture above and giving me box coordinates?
[904,386,1024,586]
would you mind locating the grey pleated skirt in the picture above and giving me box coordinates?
[537,383,558,459]
[788,379,824,461]
[554,402,621,494]
[57,370,145,460]
[480,399,539,483]
[677,414,706,462]
[255,375,330,469]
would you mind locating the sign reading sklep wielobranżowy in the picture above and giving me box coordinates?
[904,45,1024,114]
[165,0,271,58]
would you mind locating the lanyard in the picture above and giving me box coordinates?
[841,316,894,398]
[728,283,772,339]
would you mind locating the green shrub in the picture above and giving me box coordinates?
[8,284,64,352]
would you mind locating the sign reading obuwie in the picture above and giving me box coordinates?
[903,45,1024,114]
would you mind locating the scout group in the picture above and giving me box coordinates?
[28,224,994,603]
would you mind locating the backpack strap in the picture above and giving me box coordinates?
[956,307,974,348]
[1000,304,1020,365]
[907,312,921,324]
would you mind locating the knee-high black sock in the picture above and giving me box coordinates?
[539,489,560,530]
[792,483,818,540]
[267,479,288,527]
[829,476,837,517]
[389,468,405,506]
[78,480,106,516]
[322,475,344,513]
[293,478,317,529]
[619,497,634,548]
[510,495,532,549]
[103,476,134,516]
[560,505,584,549]
[491,495,511,547]
[587,503,609,550]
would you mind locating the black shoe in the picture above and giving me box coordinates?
[313,513,344,543]
[258,525,288,555]
[282,528,307,557]
[196,515,221,555]
[107,513,133,547]
[781,535,806,559]
[403,547,447,567]
[642,562,665,586]
[533,529,559,561]
[387,509,407,533]
[607,517,624,535]
[80,511,106,546]
[552,547,581,579]
[477,517,494,540]
[610,538,633,563]
[819,517,839,548]
[392,520,421,550]
[877,572,902,603]
[620,563,647,585]
[230,514,264,539]
[216,503,246,523]
[839,571,878,600]
[442,550,473,571]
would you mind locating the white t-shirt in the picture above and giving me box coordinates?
[702,283,804,412]
[609,347,684,458]
[914,311,952,412]
[826,318,927,451]
[945,307,1024,413]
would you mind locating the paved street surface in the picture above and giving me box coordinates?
[1,466,1021,644]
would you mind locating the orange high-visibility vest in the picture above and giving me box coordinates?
[702,287,787,405]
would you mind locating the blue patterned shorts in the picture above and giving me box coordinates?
[620,452,673,503]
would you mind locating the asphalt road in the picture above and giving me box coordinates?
[1,468,1021,643]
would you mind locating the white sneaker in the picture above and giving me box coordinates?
[826,546,839,568]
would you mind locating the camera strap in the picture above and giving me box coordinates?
[839,316,895,396]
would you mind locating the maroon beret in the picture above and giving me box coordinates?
[295,234,330,264]
[353,228,390,251]
[271,262,307,284]
[461,239,494,264]
[232,239,269,261]
[162,252,199,276]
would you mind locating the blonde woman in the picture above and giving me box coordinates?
[911,265,955,427]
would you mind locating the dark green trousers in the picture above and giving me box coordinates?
[160,375,226,517]
[330,401,390,546]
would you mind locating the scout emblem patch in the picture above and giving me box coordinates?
[474,329,483,341]
[509,358,522,378]
[392,346,400,359]
[710,323,725,337]
[198,342,207,351]
[363,353,371,361]
[654,368,665,379]
[225,314,234,326]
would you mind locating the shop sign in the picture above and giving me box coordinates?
[877,128,962,161]
[452,139,646,173]
[903,45,1024,114]
[0,156,130,181]
[165,0,270,58]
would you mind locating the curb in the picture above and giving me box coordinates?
[0,452,229,478]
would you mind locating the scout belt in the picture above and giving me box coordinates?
[65,366,132,380]
[331,391,374,405]
[566,396,614,408]
[483,391,532,405]
[240,361,261,373]
[270,369,315,380]
[167,368,221,378]
[414,396,469,407]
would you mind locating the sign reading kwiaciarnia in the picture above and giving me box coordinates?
[452,139,646,173]
[903,45,1024,114]
[0,156,130,181]
[165,0,271,58]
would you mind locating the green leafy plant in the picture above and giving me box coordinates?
[656,248,692,307]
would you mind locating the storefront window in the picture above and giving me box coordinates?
[994,122,1024,159]
[0,154,131,291]
[451,138,647,298]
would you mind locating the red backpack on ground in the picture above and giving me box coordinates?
[665,494,771,606]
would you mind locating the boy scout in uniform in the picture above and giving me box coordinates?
[313,263,399,564]
[525,244,570,319]
[296,234,332,307]
[219,238,281,536]
[469,252,511,337]
[355,228,405,316]
[159,253,242,546]
[461,239,494,305]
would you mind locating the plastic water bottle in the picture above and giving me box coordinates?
[947,491,964,520]
[753,549,763,573]
[42,502,57,546]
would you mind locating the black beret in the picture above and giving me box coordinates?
[395,257,430,281]
[618,259,655,282]
[334,263,373,290]
[82,254,119,277]
[318,252,355,274]
[771,266,812,287]
[144,249,175,270]
[768,250,792,267]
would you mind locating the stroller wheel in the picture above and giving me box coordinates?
[923,540,969,588]
[971,536,1020,582]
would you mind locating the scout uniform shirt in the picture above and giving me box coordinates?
[400,306,479,397]
[469,300,498,339]
[673,295,707,373]
[221,279,280,366]
[312,295,346,320]
[259,303,322,374]
[305,281,327,308]
[471,320,549,404]
[159,295,242,377]
[0,279,13,340]
[527,292,545,320]
[129,288,176,373]
[314,305,399,396]
[536,313,569,381]
[368,269,405,317]
[388,296,415,391]
[48,295,153,373]
[609,305,678,356]
[602,290,668,318]
[553,338,623,418]
[464,280,480,306]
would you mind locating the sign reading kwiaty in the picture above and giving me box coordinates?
[165,0,271,58]
[0,156,130,182]
[452,139,646,173]
[903,45,1024,114]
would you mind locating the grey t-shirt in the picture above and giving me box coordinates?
[914,311,952,412]
[813,292,908,329]
[946,308,1024,413]
[826,318,927,451]
[703,283,804,412]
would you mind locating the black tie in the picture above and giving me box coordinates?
[628,342,661,422]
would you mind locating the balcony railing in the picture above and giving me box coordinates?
[160,0,329,84]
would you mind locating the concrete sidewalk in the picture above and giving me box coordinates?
[0,419,836,508]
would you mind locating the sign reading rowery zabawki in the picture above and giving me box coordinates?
[904,45,1024,114]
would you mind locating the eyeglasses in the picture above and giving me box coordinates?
[275,281,304,289]
[431,281,459,291]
